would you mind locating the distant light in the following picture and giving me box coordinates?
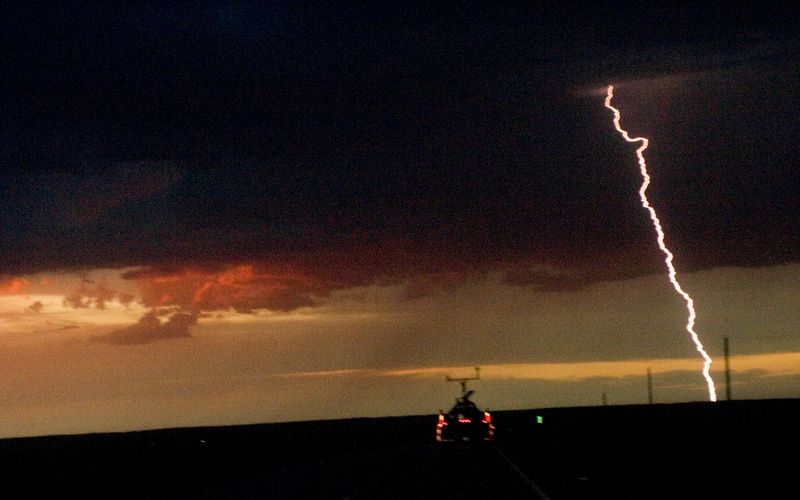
[536,415,543,424]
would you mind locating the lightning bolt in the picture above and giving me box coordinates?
[604,85,717,402]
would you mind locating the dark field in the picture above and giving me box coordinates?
[1,399,797,499]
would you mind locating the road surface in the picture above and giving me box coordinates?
[203,441,552,499]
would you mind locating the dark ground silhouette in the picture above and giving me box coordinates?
[1,399,797,499]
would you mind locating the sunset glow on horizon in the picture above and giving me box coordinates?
[1,261,798,437]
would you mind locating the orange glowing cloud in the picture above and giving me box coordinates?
[118,244,568,315]
[126,264,322,313]
[0,277,30,295]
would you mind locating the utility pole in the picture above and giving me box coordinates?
[602,392,608,406]
[647,368,653,404]
[724,336,732,401]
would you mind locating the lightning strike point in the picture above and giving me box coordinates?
[604,85,717,402]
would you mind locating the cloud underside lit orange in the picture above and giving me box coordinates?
[117,244,670,314]
[0,277,30,295]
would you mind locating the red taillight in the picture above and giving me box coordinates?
[482,411,492,424]
[457,417,472,424]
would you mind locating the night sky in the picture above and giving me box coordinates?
[1,4,799,437]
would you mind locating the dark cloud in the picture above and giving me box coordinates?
[63,280,117,310]
[2,4,798,290]
[95,312,196,345]
[27,301,44,313]
[117,293,136,308]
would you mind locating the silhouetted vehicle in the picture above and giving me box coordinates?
[436,367,494,442]
[436,389,495,442]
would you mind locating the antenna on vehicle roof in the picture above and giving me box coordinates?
[445,367,480,397]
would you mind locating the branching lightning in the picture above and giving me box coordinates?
[604,85,717,402]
